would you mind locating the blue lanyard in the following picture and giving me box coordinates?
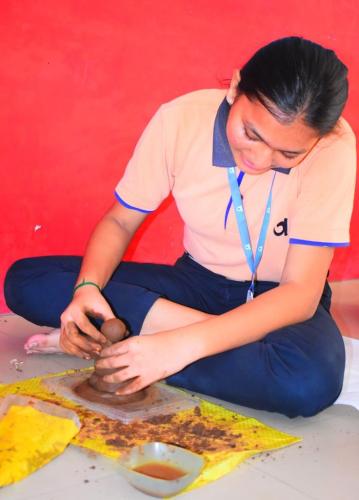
[224,170,245,229]
[227,167,277,302]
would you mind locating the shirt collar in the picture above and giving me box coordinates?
[212,97,291,174]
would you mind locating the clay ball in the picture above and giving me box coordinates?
[100,318,127,343]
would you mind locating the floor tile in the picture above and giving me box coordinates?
[249,405,359,500]
[2,445,316,500]
[0,313,52,337]
[0,331,91,384]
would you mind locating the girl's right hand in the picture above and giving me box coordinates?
[59,286,114,359]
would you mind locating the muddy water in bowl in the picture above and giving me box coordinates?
[118,442,205,497]
[133,462,186,480]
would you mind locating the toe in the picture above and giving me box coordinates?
[23,331,62,354]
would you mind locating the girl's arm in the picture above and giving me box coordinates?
[59,201,147,358]
[186,243,334,358]
[73,201,147,288]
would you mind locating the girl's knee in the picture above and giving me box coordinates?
[274,366,344,418]
[4,258,33,310]
[4,257,73,322]
[6,258,32,279]
[5,257,51,290]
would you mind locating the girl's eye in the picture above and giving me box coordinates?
[243,126,300,160]
[244,128,258,141]
[281,152,299,160]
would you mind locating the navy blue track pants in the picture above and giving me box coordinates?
[4,253,345,418]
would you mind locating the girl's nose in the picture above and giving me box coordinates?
[248,142,274,169]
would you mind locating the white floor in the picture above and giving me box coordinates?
[1,279,359,500]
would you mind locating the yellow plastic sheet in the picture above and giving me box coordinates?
[0,404,79,487]
[0,370,301,493]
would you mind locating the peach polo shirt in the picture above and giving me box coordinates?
[115,89,357,282]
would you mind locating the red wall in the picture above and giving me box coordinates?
[1,0,358,312]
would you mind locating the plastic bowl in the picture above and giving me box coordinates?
[118,442,205,497]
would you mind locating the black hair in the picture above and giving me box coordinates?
[238,37,348,135]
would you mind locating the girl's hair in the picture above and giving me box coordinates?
[238,37,348,135]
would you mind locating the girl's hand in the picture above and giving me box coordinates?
[59,286,113,359]
[95,331,193,393]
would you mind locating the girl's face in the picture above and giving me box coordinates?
[226,94,320,175]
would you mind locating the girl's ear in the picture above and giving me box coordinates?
[226,69,241,105]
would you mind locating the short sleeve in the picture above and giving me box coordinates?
[289,131,357,247]
[115,106,174,212]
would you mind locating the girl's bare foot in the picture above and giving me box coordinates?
[24,328,63,354]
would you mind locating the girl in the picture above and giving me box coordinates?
[5,36,356,417]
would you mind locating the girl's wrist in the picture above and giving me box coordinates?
[171,328,208,366]
[183,319,218,362]
[73,280,102,297]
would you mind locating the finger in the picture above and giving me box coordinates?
[102,309,117,322]
[65,321,104,355]
[84,301,115,323]
[115,376,145,395]
[100,339,130,358]
[62,322,99,359]
[76,316,107,345]
[67,321,102,354]
[103,367,135,384]
[96,352,131,370]
[60,327,91,359]
[71,337,101,357]
[61,338,90,359]
[71,333,102,356]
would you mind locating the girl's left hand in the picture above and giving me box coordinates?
[95,331,193,394]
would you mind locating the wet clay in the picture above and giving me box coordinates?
[74,379,149,406]
[100,318,127,344]
[89,318,127,393]
[75,318,147,405]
